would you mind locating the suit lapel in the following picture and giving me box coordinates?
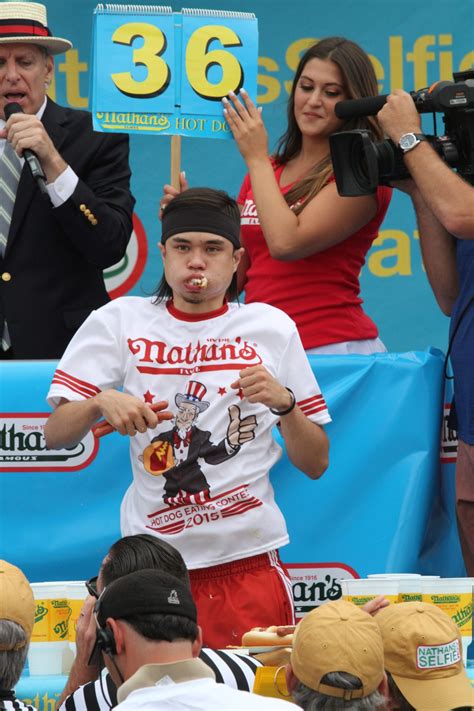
[5,99,69,253]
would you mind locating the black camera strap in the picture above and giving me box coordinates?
[443,295,474,380]
[443,295,474,431]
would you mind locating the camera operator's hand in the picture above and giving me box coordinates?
[377,90,422,143]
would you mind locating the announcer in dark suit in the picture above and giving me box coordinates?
[0,2,135,359]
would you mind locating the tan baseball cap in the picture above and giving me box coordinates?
[0,560,35,649]
[290,600,385,700]
[376,601,473,710]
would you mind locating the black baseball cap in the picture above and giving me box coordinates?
[89,569,197,664]
[96,569,197,626]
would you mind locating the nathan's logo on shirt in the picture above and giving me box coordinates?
[240,198,259,226]
[128,336,263,375]
[285,563,359,620]
[440,402,457,463]
[0,414,98,472]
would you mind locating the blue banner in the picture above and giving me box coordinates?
[0,350,463,590]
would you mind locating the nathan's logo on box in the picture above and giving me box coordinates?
[441,402,457,463]
[286,563,359,620]
[0,414,98,472]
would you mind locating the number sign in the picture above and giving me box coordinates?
[91,5,258,139]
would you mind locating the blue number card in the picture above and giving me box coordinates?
[91,4,258,139]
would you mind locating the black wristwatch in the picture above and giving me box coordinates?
[398,132,427,154]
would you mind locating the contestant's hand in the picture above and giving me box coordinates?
[377,90,422,144]
[94,390,173,437]
[231,365,293,413]
[159,170,189,220]
[222,89,268,164]
[1,112,67,182]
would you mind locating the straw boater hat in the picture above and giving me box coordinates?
[0,2,71,54]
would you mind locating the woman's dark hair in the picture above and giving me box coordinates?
[275,36,383,213]
[102,534,190,588]
[154,187,241,303]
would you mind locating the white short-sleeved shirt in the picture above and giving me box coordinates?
[47,298,330,569]
[116,677,294,710]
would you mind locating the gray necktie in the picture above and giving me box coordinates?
[0,140,21,350]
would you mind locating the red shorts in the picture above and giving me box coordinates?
[189,550,295,649]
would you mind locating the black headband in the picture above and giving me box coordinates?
[161,207,240,248]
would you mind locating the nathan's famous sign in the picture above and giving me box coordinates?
[0,414,97,472]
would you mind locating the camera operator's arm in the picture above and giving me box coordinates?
[378,91,474,239]
[409,189,459,315]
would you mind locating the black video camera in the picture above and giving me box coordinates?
[329,70,474,196]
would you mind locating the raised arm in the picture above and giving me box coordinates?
[378,90,474,239]
[223,90,378,260]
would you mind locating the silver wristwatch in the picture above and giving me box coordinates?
[398,132,427,154]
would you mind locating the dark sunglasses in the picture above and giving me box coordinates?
[85,575,99,599]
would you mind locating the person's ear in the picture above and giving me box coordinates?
[232,247,245,273]
[108,618,125,655]
[192,625,203,658]
[159,242,166,258]
[45,55,54,86]
[378,671,391,704]
[285,663,298,693]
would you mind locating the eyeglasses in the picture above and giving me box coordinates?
[85,575,99,599]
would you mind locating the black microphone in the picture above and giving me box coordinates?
[335,94,389,119]
[4,102,48,196]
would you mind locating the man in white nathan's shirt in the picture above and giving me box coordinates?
[45,187,330,649]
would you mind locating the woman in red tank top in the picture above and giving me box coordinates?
[223,37,392,353]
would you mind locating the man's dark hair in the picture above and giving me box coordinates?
[154,187,241,303]
[101,534,190,588]
[121,613,198,644]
